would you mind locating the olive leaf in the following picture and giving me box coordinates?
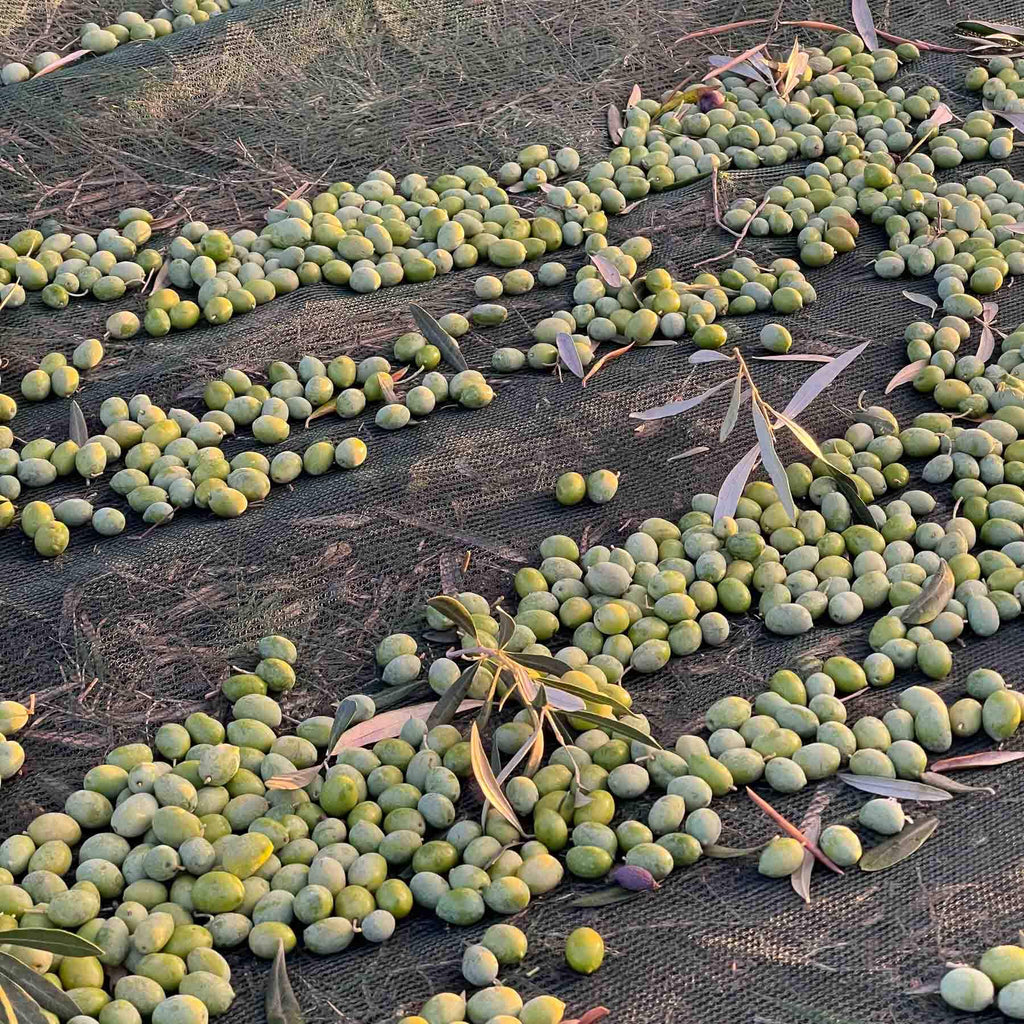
[474,665,501,734]
[703,844,767,858]
[836,773,952,802]
[325,697,359,759]
[851,0,879,51]
[570,888,642,908]
[821,463,875,527]
[0,951,81,1017]
[0,986,15,1024]
[773,410,823,460]
[590,254,623,288]
[266,939,304,1024]
[859,817,939,872]
[930,750,1024,772]
[629,377,734,421]
[2,981,47,1024]
[582,341,634,386]
[750,400,797,525]
[606,105,624,145]
[495,712,544,785]
[852,410,897,436]
[0,929,103,958]
[410,304,468,372]
[959,19,1024,37]
[505,651,571,677]
[304,399,337,427]
[556,332,584,379]
[264,764,323,792]
[701,42,767,82]
[557,710,662,748]
[707,54,773,86]
[783,340,870,418]
[885,358,928,394]
[626,83,641,109]
[713,444,761,523]
[918,772,994,796]
[69,400,88,447]
[496,606,516,649]
[790,813,820,905]
[667,446,710,462]
[779,38,808,99]
[689,350,733,364]
[986,103,1024,132]
[370,680,432,711]
[329,700,482,755]
[898,559,954,625]
[719,374,744,442]
[902,291,937,317]
[752,354,834,363]
[540,675,634,717]
[426,663,478,729]
[977,302,998,362]
[469,721,526,835]
[426,595,478,640]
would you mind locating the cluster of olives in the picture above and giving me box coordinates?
[0,211,161,317]
[964,54,1024,116]
[16,341,104,403]
[942,940,1024,1017]
[2,380,371,557]
[1,1,241,88]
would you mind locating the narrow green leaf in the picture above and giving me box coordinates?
[719,374,743,442]
[325,698,358,760]
[0,952,80,1018]
[918,771,994,796]
[505,651,571,677]
[773,411,823,460]
[426,663,478,729]
[496,607,516,650]
[958,19,1024,37]
[821,463,875,527]
[69,400,88,447]
[410,304,468,371]
[557,710,662,749]
[784,340,870,418]
[751,400,796,524]
[266,939,304,1024]
[703,843,767,858]
[860,817,939,872]
[470,722,526,836]
[474,665,501,735]
[3,978,49,1024]
[496,713,544,785]
[539,676,634,717]
[898,559,954,625]
[569,888,641,908]
[0,929,104,958]
[426,595,478,641]
[369,681,432,711]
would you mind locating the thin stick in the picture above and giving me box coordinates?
[695,194,771,266]
[672,18,965,53]
[746,786,845,875]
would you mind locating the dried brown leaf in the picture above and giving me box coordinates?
[304,399,337,427]
[606,105,624,145]
[885,358,928,394]
[272,183,311,210]
[701,43,767,82]
[930,750,1024,772]
[582,342,634,387]
[626,84,642,109]
[33,49,89,78]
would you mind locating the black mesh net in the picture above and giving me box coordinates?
[2,0,1024,1021]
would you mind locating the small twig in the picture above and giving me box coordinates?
[462,549,472,573]
[746,787,845,875]
[672,18,965,53]
[710,167,741,238]
[696,194,771,266]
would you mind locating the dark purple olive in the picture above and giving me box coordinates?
[698,89,725,112]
